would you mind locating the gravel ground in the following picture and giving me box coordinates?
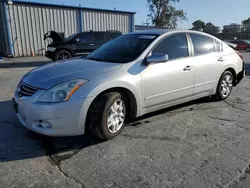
[0,54,250,188]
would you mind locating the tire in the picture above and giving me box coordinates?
[246,47,250,52]
[214,71,234,101]
[86,92,128,140]
[55,50,72,61]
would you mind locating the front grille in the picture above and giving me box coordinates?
[18,82,40,97]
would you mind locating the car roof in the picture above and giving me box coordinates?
[130,29,216,37]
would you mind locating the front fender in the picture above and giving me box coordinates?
[76,80,142,134]
[87,80,142,116]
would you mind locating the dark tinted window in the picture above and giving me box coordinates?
[65,33,77,41]
[240,41,247,45]
[152,33,188,60]
[93,32,105,41]
[232,40,246,45]
[214,39,221,52]
[230,40,239,45]
[86,34,158,63]
[78,33,93,42]
[107,32,122,40]
[190,34,215,55]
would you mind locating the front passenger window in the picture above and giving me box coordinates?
[78,33,93,43]
[152,33,189,60]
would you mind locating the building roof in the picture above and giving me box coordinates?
[3,0,136,14]
[131,29,175,35]
[135,25,169,30]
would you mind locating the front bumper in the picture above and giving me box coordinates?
[45,51,55,61]
[13,91,94,136]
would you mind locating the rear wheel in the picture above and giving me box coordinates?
[86,92,127,140]
[55,50,72,61]
[214,71,234,101]
[246,47,250,52]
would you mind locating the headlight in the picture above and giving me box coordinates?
[38,79,88,102]
[47,47,56,52]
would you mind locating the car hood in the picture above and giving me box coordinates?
[23,58,122,89]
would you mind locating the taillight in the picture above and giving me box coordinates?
[235,50,243,60]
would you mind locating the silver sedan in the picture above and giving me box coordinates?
[13,29,245,140]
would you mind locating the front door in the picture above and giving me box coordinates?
[142,33,194,110]
[74,32,96,56]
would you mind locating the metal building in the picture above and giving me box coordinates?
[0,0,135,57]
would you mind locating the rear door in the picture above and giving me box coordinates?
[188,33,224,96]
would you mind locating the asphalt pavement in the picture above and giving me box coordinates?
[0,54,250,188]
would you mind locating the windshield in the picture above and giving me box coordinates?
[86,34,158,63]
[65,33,78,41]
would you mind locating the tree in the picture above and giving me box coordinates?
[205,22,215,28]
[192,20,205,30]
[242,18,250,25]
[147,0,187,28]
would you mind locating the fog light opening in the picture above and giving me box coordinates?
[38,120,52,129]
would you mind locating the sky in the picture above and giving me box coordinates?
[18,0,250,29]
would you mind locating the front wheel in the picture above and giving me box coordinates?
[86,92,127,140]
[214,71,234,101]
[55,50,72,61]
[246,47,250,52]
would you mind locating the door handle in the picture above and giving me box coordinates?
[218,57,224,62]
[183,65,193,71]
[89,44,94,46]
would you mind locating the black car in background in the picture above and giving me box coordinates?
[44,30,122,61]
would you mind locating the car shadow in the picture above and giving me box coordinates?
[0,100,101,163]
[0,96,216,163]
[245,63,250,75]
[127,96,215,126]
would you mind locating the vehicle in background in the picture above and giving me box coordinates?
[44,30,122,61]
[229,40,250,52]
[14,30,245,140]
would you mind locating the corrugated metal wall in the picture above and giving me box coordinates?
[1,1,134,57]
[83,10,131,34]
[7,3,79,56]
[0,3,7,56]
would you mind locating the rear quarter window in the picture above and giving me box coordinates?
[214,39,223,52]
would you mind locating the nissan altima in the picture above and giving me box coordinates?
[13,29,245,140]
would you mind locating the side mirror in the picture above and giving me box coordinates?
[146,54,169,64]
[75,38,80,43]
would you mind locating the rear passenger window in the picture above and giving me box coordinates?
[190,34,215,55]
[152,33,189,60]
[107,32,122,40]
[93,33,106,41]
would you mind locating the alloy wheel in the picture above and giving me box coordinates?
[220,74,233,98]
[107,99,125,134]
